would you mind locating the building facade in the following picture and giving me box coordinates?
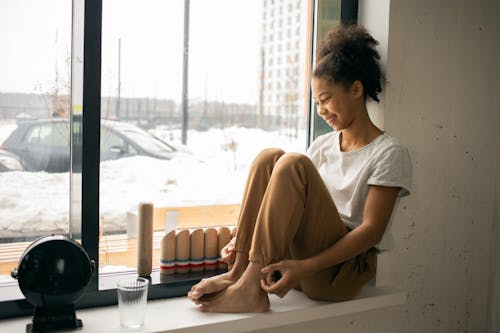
[259,0,310,133]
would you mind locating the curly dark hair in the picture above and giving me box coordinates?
[313,24,383,103]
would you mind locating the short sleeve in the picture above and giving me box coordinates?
[306,132,336,167]
[306,138,321,166]
[368,145,412,197]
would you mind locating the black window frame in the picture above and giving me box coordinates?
[308,0,358,143]
[0,0,357,319]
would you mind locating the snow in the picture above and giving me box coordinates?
[0,123,306,237]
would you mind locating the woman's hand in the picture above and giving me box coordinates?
[220,237,236,269]
[260,260,307,298]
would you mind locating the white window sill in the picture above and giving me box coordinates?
[0,286,405,332]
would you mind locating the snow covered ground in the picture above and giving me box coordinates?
[0,121,306,238]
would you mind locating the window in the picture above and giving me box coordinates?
[0,0,356,319]
[312,0,357,140]
[39,123,69,146]
[101,127,139,158]
[0,0,74,316]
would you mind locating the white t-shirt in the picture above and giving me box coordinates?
[306,131,412,250]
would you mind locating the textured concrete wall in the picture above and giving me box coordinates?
[382,0,499,331]
[260,0,500,332]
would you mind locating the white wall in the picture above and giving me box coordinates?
[259,0,500,332]
[358,0,390,130]
[383,0,499,331]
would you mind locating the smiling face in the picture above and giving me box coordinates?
[311,77,364,131]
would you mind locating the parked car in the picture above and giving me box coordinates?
[0,149,24,171]
[0,118,181,172]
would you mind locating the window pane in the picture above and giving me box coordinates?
[98,0,310,283]
[312,0,342,139]
[0,0,72,299]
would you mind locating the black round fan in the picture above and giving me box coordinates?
[11,235,95,332]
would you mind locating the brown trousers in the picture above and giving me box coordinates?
[234,148,376,302]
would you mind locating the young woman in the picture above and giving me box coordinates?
[187,24,412,313]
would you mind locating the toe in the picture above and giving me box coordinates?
[189,290,202,300]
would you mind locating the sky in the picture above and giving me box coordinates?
[0,0,261,104]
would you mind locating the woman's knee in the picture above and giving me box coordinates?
[273,152,312,174]
[252,148,285,168]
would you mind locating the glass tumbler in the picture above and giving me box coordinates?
[117,277,149,329]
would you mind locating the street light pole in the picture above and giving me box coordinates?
[181,0,190,145]
[116,38,121,119]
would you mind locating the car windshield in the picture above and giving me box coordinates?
[115,125,176,155]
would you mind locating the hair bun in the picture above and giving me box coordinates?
[314,24,383,103]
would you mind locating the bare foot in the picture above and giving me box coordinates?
[196,261,270,313]
[188,251,249,302]
[188,270,240,302]
[198,281,270,313]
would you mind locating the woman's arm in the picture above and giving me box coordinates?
[261,185,399,297]
[303,185,399,275]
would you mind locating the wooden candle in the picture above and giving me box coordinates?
[160,230,176,275]
[175,229,190,273]
[137,202,153,277]
[217,227,231,270]
[190,228,204,272]
[204,228,218,271]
